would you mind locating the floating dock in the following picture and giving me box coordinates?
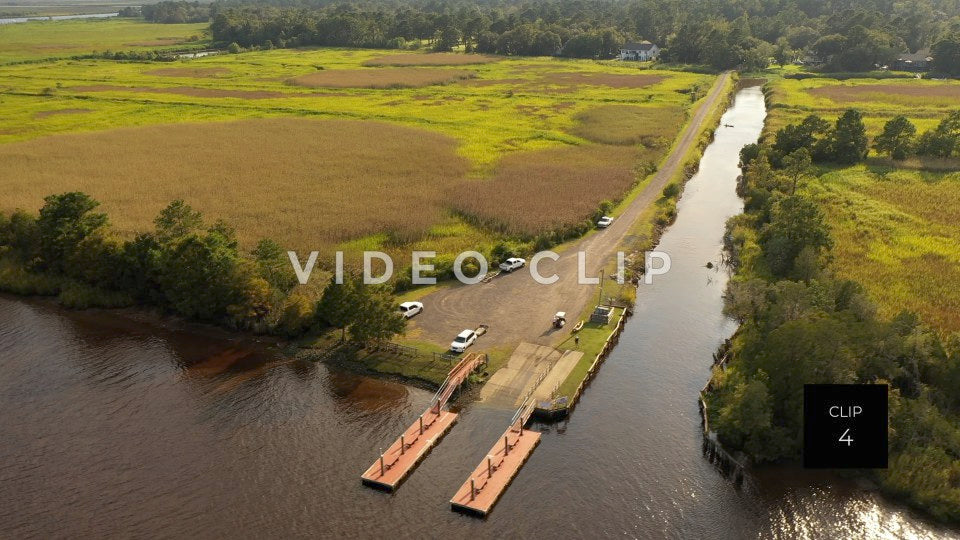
[450,397,539,516]
[361,406,459,491]
[361,352,486,491]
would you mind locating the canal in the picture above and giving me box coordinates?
[0,86,956,538]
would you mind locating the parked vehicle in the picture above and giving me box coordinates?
[498,257,526,272]
[398,301,423,318]
[597,216,614,228]
[553,312,566,328]
[450,329,478,352]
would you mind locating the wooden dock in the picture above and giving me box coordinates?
[361,352,486,491]
[361,406,459,491]
[450,396,539,516]
[449,424,540,516]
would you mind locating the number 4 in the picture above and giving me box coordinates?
[839,429,854,446]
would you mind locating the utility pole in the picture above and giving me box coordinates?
[597,268,604,306]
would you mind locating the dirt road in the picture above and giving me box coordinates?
[411,72,731,349]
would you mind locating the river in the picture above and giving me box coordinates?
[1,86,957,538]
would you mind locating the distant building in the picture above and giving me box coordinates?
[798,52,825,67]
[893,49,932,72]
[619,41,660,61]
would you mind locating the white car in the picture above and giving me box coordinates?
[450,329,477,352]
[498,257,526,272]
[597,216,614,228]
[398,301,423,318]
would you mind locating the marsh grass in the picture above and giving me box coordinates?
[363,53,500,66]
[808,83,960,107]
[806,167,960,331]
[0,19,207,63]
[144,67,232,78]
[0,45,714,259]
[452,145,651,236]
[766,72,960,331]
[69,84,302,99]
[539,72,664,88]
[570,104,685,146]
[286,67,475,88]
[0,118,470,250]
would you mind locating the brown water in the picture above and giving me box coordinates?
[2,87,958,539]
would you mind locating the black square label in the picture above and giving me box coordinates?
[803,384,888,469]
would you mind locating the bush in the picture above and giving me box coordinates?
[58,281,134,309]
[662,183,681,199]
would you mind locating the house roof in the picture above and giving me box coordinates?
[621,40,656,51]
[896,49,932,62]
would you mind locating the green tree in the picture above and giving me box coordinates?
[158,227,243,321]
[154,199,203,245]
[873,116,917,160]
[782,148,813,194]
[433,26,461,51]
[117,233,164,303]
[760,195,833,278]
[252,238,297,292]
[772,114,829,159]
[531,30,561,56]
[36,192,108,274]
[225,263,273,328]
[916,111,960,158]
[824,109,869,164]
[0,210,40,262]
[316,275,359,342]
[931,34,960,76]
[349,286,406,344]
[774,37,793,67]
[715,373,783,459]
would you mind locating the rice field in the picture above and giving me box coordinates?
[0,24,713,257]
[764,71,960,332]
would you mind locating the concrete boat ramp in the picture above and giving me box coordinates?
[479,342,582,409]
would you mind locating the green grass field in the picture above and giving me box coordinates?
[0,18,208,63]
[0,24,715,262]
[764,71,960,332]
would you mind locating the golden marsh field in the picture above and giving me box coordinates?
[0,20,715,257]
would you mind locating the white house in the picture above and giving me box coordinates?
[619,41,660,61]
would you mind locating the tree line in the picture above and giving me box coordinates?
[706,117,960,522]
[741,108,960,175]
[135,0,960,71]
[0,193,405,344]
